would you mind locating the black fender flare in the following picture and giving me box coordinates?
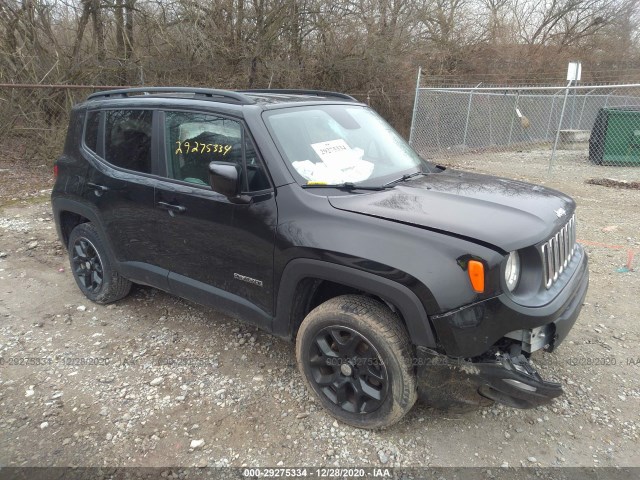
[274,258,437,348]
[52,197,109,249]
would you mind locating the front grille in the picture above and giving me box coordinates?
[541,214,577,289]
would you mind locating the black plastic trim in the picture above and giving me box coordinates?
[274,258,437,348]
[115,261,170,291]
[416,347,563,410]
[167,272,272,330]
[52,197,104,245]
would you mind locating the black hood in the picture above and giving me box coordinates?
[328,169,575,252]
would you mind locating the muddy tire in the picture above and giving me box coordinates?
[296,295,417,429]
[68,223,132,304]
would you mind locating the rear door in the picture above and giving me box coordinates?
[152,109,276,326]
[81,108,168,288]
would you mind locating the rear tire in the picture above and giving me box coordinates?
[68,223,132,304]
[296,295,417,429]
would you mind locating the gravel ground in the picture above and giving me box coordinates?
[0,138,54,209]
[0,147,639,469]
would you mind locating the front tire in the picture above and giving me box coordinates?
[296,295,417,429]
[68,223,132,304]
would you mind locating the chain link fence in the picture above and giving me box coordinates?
[409,82,640,172]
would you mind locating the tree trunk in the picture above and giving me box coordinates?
[71,1,90,62]
[236,0,244,46]
[125,0,135,59]
[91,0,105,64]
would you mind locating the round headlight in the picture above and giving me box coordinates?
[505,251,520,292]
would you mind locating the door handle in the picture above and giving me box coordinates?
[157,201,187,214]
[87,182,109,191]
[87,182,109,196]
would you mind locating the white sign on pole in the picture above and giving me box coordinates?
[567,61,582,81]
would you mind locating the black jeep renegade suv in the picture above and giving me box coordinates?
[52,87,589,429]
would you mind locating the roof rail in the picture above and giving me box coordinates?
[241,89,357,101]
[87,87,255,104]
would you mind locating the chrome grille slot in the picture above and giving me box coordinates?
[541,214,577,289]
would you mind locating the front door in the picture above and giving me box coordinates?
[153,110,276,327]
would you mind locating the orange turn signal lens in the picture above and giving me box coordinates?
[467,260,485,293]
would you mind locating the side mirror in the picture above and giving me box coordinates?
[208,161,241,198]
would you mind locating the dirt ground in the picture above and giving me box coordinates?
[0,147,638,469]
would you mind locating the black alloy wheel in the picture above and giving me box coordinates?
[67,223,132,304]
[308,326,389,414]
[71,237,104,293]
[296,295,417,429]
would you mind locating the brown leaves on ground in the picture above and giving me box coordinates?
[586,178,640,190]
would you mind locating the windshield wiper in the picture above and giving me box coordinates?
[301,182,390,191]
[383,170,428,188]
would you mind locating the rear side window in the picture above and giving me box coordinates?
[104,110,153,174]
[164,111,269,191]
[84,111,100,153]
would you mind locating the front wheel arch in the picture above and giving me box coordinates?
[274,258,438,349]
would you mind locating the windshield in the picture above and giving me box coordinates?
[263,105,430,186]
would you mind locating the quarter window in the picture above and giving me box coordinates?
[104,110,153,174]
[84,111,100,153]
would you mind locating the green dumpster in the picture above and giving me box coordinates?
[589,106,640,165]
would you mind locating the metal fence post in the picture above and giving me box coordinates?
[508,91,518,145]
[488,94,493,146]
[462,82,482,147]
[549,80,572,172]
[545,90,561,140]
[577,89,594,130]
[570,82,578,129]
[408,66,422,146]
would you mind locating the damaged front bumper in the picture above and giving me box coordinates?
[416,347,563,409]
[431,244,589,358]
[416,243,588,410]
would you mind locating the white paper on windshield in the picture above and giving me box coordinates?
[305,140,373,183]
[291,160,319,181]
[311,140,355,169]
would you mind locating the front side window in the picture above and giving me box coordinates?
[104,110,153,174]
[264,105,431,186]
[164,111,269,191]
